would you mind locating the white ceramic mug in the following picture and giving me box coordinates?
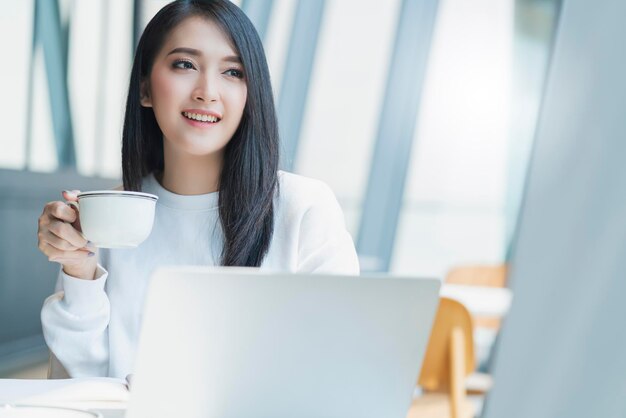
[67,190,158,249]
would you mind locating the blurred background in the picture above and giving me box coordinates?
[0,0,560,409]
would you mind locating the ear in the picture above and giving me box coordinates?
[140,79,152,107]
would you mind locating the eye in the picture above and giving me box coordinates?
[172,59,195,70]
[224,68,244,79]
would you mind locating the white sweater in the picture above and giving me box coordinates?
[41,171,360,378]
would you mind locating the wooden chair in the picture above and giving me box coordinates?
[445,265,507,288]
[445,264,508,329]
[406,297,475,418]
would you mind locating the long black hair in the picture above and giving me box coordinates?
[121,0,280,267]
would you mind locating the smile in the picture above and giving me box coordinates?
[182,111,221,123]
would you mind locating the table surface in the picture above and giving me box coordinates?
[0,377,128,417]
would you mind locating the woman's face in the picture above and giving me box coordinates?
[141,16,247,158]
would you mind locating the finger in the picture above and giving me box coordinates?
[48,251,95,266]
[41,230,81,251]
[41,242,94,263]
[61,191,82,232]
[62,190,81,202]
[47,220,89,249]
[46,201,77,223]
[54,251,96,263]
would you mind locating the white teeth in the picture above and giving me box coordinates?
[183,112,219,123]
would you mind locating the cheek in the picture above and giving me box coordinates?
[150,70,185,108]
[238,88,247,113]
[228,86,247,122]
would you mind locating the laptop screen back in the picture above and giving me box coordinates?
[127,267,440,418]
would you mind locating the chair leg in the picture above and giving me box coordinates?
[449,326,466,418]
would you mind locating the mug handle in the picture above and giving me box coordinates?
[66,201,79,211]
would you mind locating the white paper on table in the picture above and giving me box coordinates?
[0,378,129,405]
[440,284,513,317]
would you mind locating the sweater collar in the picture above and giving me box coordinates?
[143,172,219,211]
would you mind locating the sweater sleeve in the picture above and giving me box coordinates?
[296,182,360,275]
[40,264,111,377]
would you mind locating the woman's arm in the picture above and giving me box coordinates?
[296,182,360,275]
[41,264,111,377]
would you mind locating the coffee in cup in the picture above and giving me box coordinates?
[67,190,158,248]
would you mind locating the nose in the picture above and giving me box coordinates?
[193,73,219,102]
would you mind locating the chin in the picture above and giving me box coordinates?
[181,141,228,157]
[164,129,233,158]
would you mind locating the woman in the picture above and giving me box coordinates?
[38,0,359,378]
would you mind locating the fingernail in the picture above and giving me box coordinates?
[88,252,95,257]
[62,190,69,194]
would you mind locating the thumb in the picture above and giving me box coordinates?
[62,190,83,232]
[62,189,81,202]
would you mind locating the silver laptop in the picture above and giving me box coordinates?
[126,267,440,418]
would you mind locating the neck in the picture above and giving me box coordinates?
[160,141,224,195]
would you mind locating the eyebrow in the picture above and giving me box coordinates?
[166,47,241,63]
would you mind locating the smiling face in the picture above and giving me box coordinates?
[140,16,247,158]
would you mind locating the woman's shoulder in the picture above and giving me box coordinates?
[276,171,342,214]
[278,170,336,198]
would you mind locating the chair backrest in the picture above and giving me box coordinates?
[418,297,475,391]
[445,265,508,288]
[445,265,508,329]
